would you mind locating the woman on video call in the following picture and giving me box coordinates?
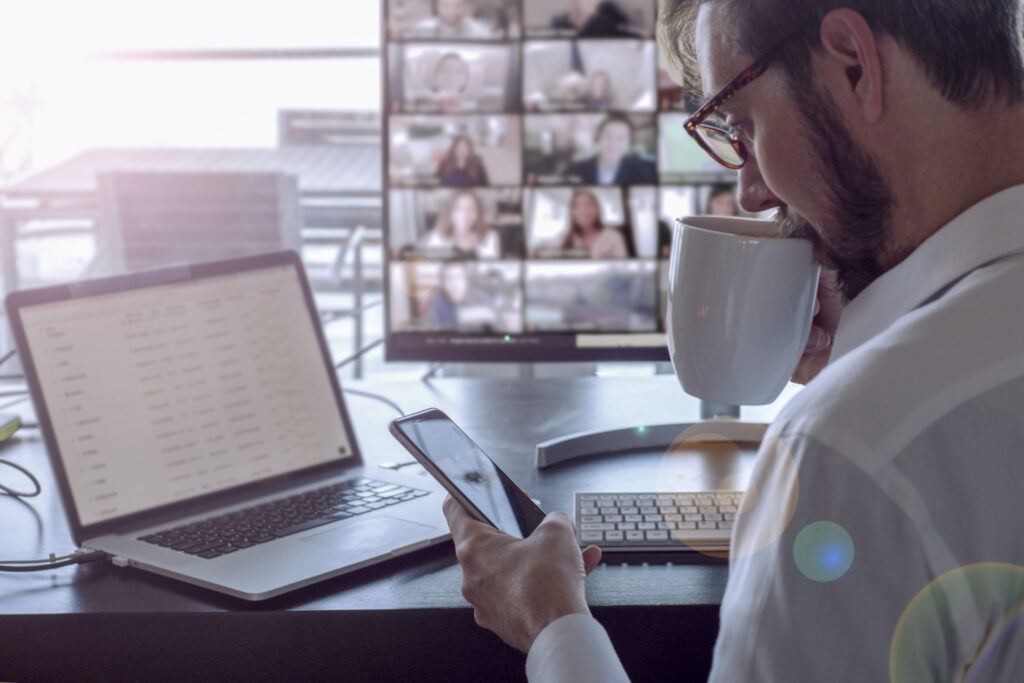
[436,134,490,186]
[551,189,627,259]
[418,189,500,259]
[424,261,496,330]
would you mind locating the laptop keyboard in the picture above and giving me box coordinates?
[139,478,429,559]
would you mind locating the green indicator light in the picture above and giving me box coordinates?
[504,335,511,341]
[637,426,647,435]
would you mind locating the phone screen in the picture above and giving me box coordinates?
[391,410,544,538]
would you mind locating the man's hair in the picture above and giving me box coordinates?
[657,0,1024,108]
[594,113,634,141]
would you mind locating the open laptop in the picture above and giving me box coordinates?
[5,250,449,600]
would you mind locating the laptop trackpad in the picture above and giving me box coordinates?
[301,516,439,553]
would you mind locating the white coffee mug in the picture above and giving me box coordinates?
[666,215,821,405]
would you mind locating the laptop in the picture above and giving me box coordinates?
[5,251,450,600]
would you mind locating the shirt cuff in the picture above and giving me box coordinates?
[525,613,630,683]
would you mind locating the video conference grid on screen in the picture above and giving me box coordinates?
[385,0,740,359]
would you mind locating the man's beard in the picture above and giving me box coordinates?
[774,85,896,303]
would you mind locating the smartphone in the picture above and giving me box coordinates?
[389,408,546,538]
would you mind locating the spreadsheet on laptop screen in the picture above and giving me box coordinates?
[19,264,354,526]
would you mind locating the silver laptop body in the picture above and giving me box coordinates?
[6,251,448,600]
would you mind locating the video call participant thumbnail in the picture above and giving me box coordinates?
[565,113,656,185]
[390,0,519,40]
[522,40,656,113]
[523,260,658,332]
[389,260,523,333]
[528,189,628,259]
[389,115,521,187]
[391,187,522,261]
[523,112,655,185]
[526,0,655,39]
[389,44,519,114]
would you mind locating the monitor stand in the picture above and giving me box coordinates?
[535,400,767,469]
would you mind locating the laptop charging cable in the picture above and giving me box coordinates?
[1,453,107,572]
[0,549,107,572]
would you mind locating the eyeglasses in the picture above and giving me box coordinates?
[683,34,796,170]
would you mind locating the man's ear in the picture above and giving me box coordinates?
[817,9,884,123]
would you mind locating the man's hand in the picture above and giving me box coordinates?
[442,496,602,653]
[792,268,844,385]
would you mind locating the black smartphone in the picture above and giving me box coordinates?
[389,408,546,538]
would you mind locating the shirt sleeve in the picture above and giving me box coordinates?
[525,614,630,683]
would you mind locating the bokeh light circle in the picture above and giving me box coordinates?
[792,521,854,582]
[890,563,1024,682]
[657,423,798,559]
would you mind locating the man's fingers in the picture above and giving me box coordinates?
[442,495,480,539]
[582,545,602,575]
[803,326,832,353]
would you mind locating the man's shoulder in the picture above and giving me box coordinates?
[618,155,657,181]
[776,256,1024,461]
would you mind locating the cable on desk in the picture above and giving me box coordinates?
[0,395,29,412]
[0,349,16,368]
[334,337,384,370]
[0,549,106,572]
[342,387,404,416]
[0,458,41,499]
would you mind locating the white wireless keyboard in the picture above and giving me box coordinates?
[574,491,742,552]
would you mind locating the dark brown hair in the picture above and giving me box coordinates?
[436,134,489,186]
[658,0,1024,108]
[561,190,606,249]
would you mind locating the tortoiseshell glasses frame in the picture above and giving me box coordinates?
[683,35,795,170]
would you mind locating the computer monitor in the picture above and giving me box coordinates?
[382,0,738,362]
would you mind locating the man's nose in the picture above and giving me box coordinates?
[737,157,782,214]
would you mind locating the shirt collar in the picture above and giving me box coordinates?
[831,184,1024,362]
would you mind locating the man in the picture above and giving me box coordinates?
[445,0,1024,680]
[565,114,658,185]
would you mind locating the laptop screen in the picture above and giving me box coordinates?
[18,263,355,526]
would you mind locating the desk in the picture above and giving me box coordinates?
[0,376,770,681]
[0,145,382,294]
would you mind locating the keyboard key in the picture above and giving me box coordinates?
[604,530,624,542]
[637,522,656,530]
[580,515,603,523]
[646,530,669,542]
[580,531,604,543]
[581,523,616,531]
[272,512,352,538]
[618,522,636,531]
[626,530,644,542]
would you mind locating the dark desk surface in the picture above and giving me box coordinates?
[0,376,770,682]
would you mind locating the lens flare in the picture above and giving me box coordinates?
[890,563,1024,682]
[792,521,854,582]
